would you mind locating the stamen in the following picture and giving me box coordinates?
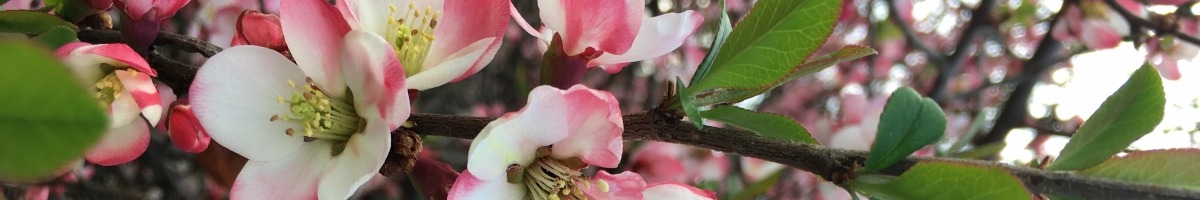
[520,147,589,200]
[270,78,363,143]
[94,71,127,109]
[385,2,441,76]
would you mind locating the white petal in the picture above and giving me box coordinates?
[465,86,571,180]
[190,46,307,161]
[340,30,411,129]
[351,0,392,37]
[643,183,715,200]
[317,119,391,199]
[408,38,495,90]
[229,142,334,199]
[448,170,528,200]
[590,11,703,67]
[108,90,139,129]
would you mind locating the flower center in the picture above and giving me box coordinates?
[386,3,440,76]
[507,147,598,200]
[94,70,130,109]
[271,78,364,143]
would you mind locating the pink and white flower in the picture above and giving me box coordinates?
[55,42,162,166]
[1145,18,1199,80]
[189,0,411,198]
[114,0,192,52]
[1052,0,1145,50]
[448,85,713,200]
[333,0,509,90]
[512,0,704,73]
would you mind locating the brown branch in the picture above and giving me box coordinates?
[930,0,997,102]
[885,0,946,64]
[77,29,221,57]
[401,112,1200,199]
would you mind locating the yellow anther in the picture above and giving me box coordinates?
[288,79,296,88]
[598,180,610,192]
[389,5,397,12]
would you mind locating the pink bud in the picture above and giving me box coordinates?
[167,101,211,153]
[232,10,288,53]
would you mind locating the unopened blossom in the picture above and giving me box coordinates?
[190,0,411,198]
[114,0,192,53]
[166,101,212,153]
[513,0,704,73]
[448,85,714,200]
[331,0,509,90]
[55,42,162,166]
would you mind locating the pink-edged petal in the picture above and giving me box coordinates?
[589,11,704,73]
[466,86,573,180]
[115,69,163,127]
[317,119,391,199]
[335,0,359,28]
[549,85,623,168]
[108,89,141,129]
[2,0,33,10]
[281,0,351,98]
[579,171,645,200]
[190,46,306,161]
[1081,20,1122,50]
[509,1,542,40]
[340,30,410,129]
[1155,59,1182,80]
[407,38,494,90]
[538,0,643,56]
[447,170,528,199]
[54,42,90,57]
[643,183,716,200]
[78,43,157,76]
[421,0,508,84]
[168,103,211,153]
[229,142,334,199]
[152,0,192,20]
[153,81,175,131]
[85,119,151,166]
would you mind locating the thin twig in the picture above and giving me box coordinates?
[885,0,945,64]
[1102,0,1200,46]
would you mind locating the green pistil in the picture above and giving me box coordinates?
[272,78,363,143]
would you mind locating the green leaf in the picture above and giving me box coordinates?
[1080,149,1200,190]
[688,0,841,93]
[33,25,78,48]
[864,87,946,172]
[689,0,732,85]
[691,46,877,106]
[0,10,78,34]
[1048,64,1165,171]
[732,170,783,200]
[850,161,1033,200]
[678,77,704,128]
[701,106,817,144]
[951,142,1006,159]
[0,40,108,182]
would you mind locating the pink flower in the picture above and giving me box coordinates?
[231,10,289,55]
[114,0,192,52]
[333,0,509,90]
[1052,0,1144,50]
[627,141,730,183]
[512,0,705,73]
[448,85,713,199]
[188,0,262,49]
[189,0,411,198]
[166,101,212,153]
[55,42,162,166]
[1146,18,1199,80]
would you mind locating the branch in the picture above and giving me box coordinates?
[885,0,946,64]
[930,0,997,102]
[1102,0,1200,46]
[77,29,222,57]
[400,112,1200,199]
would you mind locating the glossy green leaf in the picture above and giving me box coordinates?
[1048,64,1165,171]
[690,46,877,106]
[689,0,732,85]
[0,40,107,182]
[688,0,841,93]
[850,161,1032,200]
[1080,149,1200,190]
[0,10,78,34]
[864,87,946,172]
[678,77,704,128]
[701,106,817,144]
[34,25,78,48]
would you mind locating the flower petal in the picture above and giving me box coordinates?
[85,118,151,166]
[1080,19,1122,50]
[190,46,307,161]
[317,119,391,199]
[590,11,704,73]
[152,0,191,20]
[465,86,572,180]
[407,38,494,90]
[115,0,152,20]
[109,88,141,129]
[77,43,157,76]
[168,103,211,153]
[281,0,351,98]
[447,170,528,199]
[538,0,643,56]
[549,85,623,168]
[340,30,410,129]
[229,142,333,199]
[643,183,716,200]
[115,69,163,127]
[422,0,508,85]
[579,171,645,200]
